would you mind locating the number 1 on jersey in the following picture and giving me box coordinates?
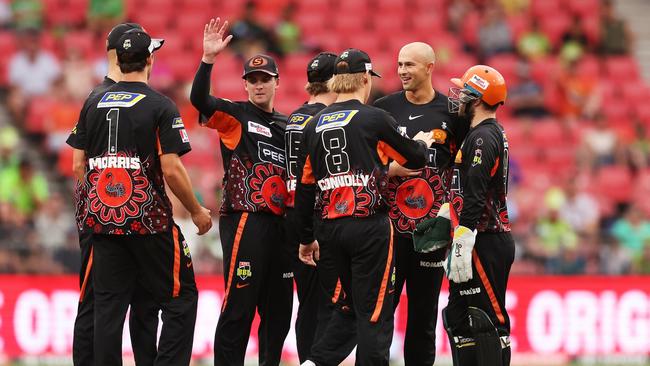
[106,108,119,155]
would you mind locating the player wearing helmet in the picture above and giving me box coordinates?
[438,65,514,366]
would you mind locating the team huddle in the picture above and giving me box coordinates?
[67,17,514,366]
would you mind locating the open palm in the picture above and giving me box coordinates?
[203,17,233,62]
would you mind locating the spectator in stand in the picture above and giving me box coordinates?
[552,245,586,274]
[598,0,632,55]
[0,126,19,172]
[556,59,600,122]
[508,60,548,118]
[61,47,95,101]
[599,238,632,274]
[275,2,302,55]
[0,158,48,219]
[627,122,649,170]
[578,115,623,169]
[534,189,579,269]
[559,179,600,239]
[34,191,73,252]
[517,19,551,61]
[0,0,12,26]
[560,16,591,62]
[230,1,283,58]
[610,205,650,260]
[46,79,82,152]
[447,0,472,34]
[477,4,514,58]
[633,244,650,274]
[11,0,42,29]
[7,28,60,120]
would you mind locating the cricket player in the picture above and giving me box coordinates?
[373,42,467,365]
[67,22,160,366]
[190,18,293,366]
[295,48,434,366]
[68,29,210,365]
[441,65,514,366]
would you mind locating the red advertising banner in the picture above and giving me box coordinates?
[0,275,648,364]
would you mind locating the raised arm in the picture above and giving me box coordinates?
[190,17,233,117]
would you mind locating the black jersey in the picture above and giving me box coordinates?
[373,90,467,235]
[67,77,116,233]
[294,100,428,243]
[285,102,327,208]
[191,63,289,215]
[66,81,191,235]
[451,118,510,233]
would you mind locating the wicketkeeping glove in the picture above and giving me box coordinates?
[412,203,452,253]
[445,225,477,283]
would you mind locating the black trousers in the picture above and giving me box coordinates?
[392,233,446,366]
[214,211,293,366]
[72,231,160,366]
[92,225,198,366]
[309,214,395,366]
[285,209,336,363]
[445,232,515,366]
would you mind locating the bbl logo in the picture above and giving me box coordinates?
[237,261,252,280]
[182,240,191,259]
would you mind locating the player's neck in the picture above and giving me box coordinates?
[106,67,121,83]
[250,100,274,113]
[471,110,496,128]
[309,92,336,106]
[121,71,148,83]
[336,90,365,104]
[405,86,435,105]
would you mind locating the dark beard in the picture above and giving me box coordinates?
[459,101,476,129]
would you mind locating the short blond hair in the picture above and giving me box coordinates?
[328,73,365,94]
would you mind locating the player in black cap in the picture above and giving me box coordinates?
[373,42,468,366]
[285,51,355,363]
[190,18,292,366]
[295,48,434,366]
[67,22,161,366]
[68,28,212,365]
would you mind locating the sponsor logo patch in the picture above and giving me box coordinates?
[469,74,490,90]
[248,121,272,137]
[472,149,482,166]
[172,117,185,129]
[237,261,252,280]
[257,141,285,167]
[286,113,312,131]
[180,129,189,143]
[315,110,358,132]
[97,92,146,108]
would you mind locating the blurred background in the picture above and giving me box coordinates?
[0,0,649,364]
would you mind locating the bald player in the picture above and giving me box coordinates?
[373,42,468,365]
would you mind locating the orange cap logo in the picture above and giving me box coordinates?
[250,56,268,67]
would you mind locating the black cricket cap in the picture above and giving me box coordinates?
[334,48,381,77]
[242,54,279,79]
[116,29,164,63]
[307,52,337,83]
[107,23,143,50]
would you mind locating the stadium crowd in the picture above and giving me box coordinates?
[0,0,649,276]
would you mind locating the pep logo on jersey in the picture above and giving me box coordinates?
[97,92,146,108]
[286,113,312,131]
[315,110,358,132]
[258,141,285,167]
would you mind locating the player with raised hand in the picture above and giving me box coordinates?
[373,41,467,366]
[442,65,514,366]
[295,48,434,366]
[190,18,293,366]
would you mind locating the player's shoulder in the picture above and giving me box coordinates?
[468,119,502,144]
[373,91,405,109]
[291,102,327,117]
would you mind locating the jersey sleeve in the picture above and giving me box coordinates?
[376,110,427,169]
[157,99,191,157]
[66,99,91,149]
[190,61,244,150]
[294,127,317,244]
[458,128,500,230]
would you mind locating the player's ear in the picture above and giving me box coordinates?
[274,77,279,88]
